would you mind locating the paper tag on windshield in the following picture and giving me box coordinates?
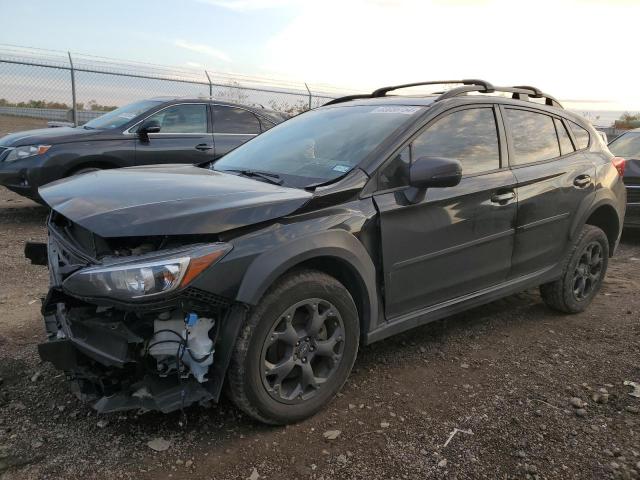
[333,165,350,173]
[371,106,420,115]
[118,113,136,119]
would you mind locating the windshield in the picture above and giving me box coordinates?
[83,100,163,130]
[214,104,423,187]
[609,131,640,159]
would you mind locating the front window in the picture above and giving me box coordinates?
[83,100,162,130]
[214,105,423,188]
[142,104,208,134]
[609,132,640,159]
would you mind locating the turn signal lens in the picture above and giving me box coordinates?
[611,157,626,177]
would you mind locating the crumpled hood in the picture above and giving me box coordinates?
[40,165,312,237]
[0,126,103,147]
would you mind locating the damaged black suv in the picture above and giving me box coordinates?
[28,80,627,424]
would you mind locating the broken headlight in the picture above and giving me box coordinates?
[62,243,231,301]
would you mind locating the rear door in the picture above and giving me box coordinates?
[134,103,214,165]
[503,106,596,277]
[211,105,262,159]
[374,105,518,319]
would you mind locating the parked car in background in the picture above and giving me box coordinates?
[608,128,640,228]
[27,80,626,424]
[0,98,287,202]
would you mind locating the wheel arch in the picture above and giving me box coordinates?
[234,229,380,341]
[570,198,621,256]
[64,156,120,177]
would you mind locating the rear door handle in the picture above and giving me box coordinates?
[491,190,515,204]
[195,143,213,151]
[573,174,592,188]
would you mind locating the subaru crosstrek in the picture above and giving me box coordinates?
[27,80,627,424]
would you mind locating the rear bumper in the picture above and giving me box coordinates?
[624,203,640,229]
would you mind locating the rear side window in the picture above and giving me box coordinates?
[412,108,500,175]
[213,106,261,135]
[568,121,590,150]
[505,109,560,165]
[554,118,575,156]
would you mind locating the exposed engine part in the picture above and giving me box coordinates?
[148,312,215,383]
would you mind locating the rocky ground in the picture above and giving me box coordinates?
[0,184,639,479]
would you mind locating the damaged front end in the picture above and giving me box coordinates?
[31,212,238,414]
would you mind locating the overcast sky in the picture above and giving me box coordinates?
[1,0,639,110]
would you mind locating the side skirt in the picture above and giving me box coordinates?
[365,265,560,345]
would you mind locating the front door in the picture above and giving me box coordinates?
[374,106,518,319]
[502,108,596,277]
[135,103,215,165]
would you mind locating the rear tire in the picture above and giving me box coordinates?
[540,224,609,313]
[226,270,359,425]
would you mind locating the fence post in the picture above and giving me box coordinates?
[67,51,78,126]
[205,70,213,97]
[304,83,312,110]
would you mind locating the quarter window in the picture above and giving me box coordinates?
[379,146,411,190]
[213,106,261,135]
[143,104,208,134]
[568,121,590,150]
[505,109,560,164]
[412,108,500,175]
[554,118,575,156]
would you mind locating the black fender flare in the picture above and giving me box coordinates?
[209,230,380,402]
[235,229,379,334]
[568,192,623,252]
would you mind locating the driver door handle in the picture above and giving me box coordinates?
[195,143,213,151]
[491,190,515,205]
[573,174,592,188]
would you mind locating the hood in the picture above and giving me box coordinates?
[0,126,105,147]
[40,165,312,237]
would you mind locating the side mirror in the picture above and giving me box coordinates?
[409,156,462,189]
[138,119,161,136]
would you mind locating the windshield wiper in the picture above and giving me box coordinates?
[221,169,283,186]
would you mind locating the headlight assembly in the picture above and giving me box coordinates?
[62,243,231,301]
[4,145,51,162]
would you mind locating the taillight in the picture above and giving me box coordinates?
[612,157,626,176]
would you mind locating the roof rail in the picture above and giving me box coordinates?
[435,85,563,108]
[323,80,563,109]
[323,79,494,106]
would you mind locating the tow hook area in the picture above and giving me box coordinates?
[37,299,220,414]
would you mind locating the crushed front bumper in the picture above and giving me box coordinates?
[38,292,218,413]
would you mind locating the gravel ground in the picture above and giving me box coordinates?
[0,182,639,479]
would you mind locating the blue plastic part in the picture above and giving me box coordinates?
[185,312,198,327]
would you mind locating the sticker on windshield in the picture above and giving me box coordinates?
[333,165,350,173]
[371,106,421,115]
[117,113,136,119]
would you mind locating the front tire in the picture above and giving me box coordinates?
[227,270,359,425]
[540,224,609,313]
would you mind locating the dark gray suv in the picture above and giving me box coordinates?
[28,80,626,424]
[0,97,286,202]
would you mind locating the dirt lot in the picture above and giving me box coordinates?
[0,184,639,480]
[0,116,48,138]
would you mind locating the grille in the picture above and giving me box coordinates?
[0,146,8,160]
[627,187,640,204]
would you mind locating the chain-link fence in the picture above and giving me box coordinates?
[0,45,353,126]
